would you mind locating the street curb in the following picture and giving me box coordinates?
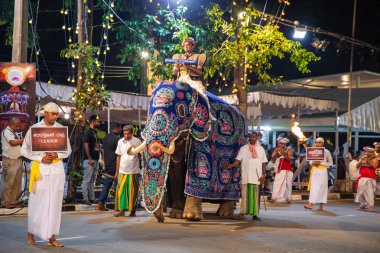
[2,194,379,215]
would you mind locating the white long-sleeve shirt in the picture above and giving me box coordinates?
[21,120,72,162]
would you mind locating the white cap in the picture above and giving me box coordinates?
[373,142,379,146]
[315,137,324,143]
[364,146,375,152]
[277,137,289,144]
[43,102,60,113]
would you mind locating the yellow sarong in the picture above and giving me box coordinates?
[307,165,327,190]
[28,159,62,193]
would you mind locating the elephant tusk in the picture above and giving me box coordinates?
[156,140,176,155]
[127,141,147,155]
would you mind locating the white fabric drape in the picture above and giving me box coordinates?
[37,82,150,111]
[219,91,339,120]
[339,96,380,133]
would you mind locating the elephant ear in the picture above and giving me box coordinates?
[190,92,211,141]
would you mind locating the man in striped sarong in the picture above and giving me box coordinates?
[114,125,141,217]
[227,131,267,220]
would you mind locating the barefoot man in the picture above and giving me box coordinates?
[22,102,71,247]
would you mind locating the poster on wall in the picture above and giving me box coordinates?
[0,62,36,139]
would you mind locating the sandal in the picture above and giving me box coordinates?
[304,205,313,209]
[233,214,245,220]
[48,241,64,247]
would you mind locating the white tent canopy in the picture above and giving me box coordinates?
[338,96,380,133]
[37,82,150,124]
[219,91,339,120]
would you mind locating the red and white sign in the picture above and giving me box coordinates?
[31,127,68,152]
[306,147,325,161]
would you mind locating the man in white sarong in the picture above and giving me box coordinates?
[21,102,71,247]
[304,137,333,211]
[355,146,378,212]
[269,137,293,204]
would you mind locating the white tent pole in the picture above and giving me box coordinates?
[346,0,357,151]
[107,107,110,133]
[334,109,339,187]
[297,105,301,189]
[138,109,141,130]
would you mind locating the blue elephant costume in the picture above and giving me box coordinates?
[141,80,246,213]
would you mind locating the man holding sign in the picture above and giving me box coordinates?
[304,137,333,211]
[21,102,71,247]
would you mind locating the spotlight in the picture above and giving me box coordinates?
[141,51,149,59]
[64,113,70,119]
[293,27,307,39]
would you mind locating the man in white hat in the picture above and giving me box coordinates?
[355,146,378,212]
[21,102,72,247]
[304,137,333,211]
[269,137,293,204]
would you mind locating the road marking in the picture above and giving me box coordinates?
[36,235,87,243]
[336,214,355,217]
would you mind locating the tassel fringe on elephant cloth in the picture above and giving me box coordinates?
[241,184,260,216]
[307,165,328,204]
[115,174,139,211]
[28,160,65,240]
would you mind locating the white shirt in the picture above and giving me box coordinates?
[115,136,142,175]
[21,120,72,162]
[1,127,22,159]
[236,144,268,184]
[349,160,359,180]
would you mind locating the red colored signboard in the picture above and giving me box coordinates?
[306,147,325,161]
[30,127,68,152]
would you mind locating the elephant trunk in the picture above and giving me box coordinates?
[154,140,176,155]
[127,141,147,155]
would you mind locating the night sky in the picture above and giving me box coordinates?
[0,0,379,93]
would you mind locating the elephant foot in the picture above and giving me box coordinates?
[169,208,184,219]
[153,206,165,223]
[216,201,235,217]
[183,196,203,221]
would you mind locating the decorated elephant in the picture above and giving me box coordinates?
[129,80,246,222]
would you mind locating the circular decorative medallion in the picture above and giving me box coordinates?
[150,109,170,137]
[5,67,26,86]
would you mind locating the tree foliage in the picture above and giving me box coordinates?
[115,5,208,86]
[204,4,320,88]
[60,42,111,112]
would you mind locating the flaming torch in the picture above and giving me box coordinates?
[292,121,306,142]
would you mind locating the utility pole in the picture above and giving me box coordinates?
[67,0,85,201]
[12,0,28,62]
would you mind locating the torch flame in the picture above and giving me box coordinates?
[292,122,306,141]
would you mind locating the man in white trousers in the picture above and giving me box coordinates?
[21,102,71,247]
[304,137,333,211]
[269,137,293,204]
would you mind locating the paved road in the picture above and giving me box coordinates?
[0,200,379,253]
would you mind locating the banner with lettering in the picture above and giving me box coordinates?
[31,127,69,152]
[306,147,325,161]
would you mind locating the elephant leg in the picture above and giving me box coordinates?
[153,204,165,223]
[183,195,203,221]
[169,208,184,219]
[216,201,236,217]
[167,132,188,216]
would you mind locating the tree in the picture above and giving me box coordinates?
[203,3,320,115]
[114,4,209,86]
